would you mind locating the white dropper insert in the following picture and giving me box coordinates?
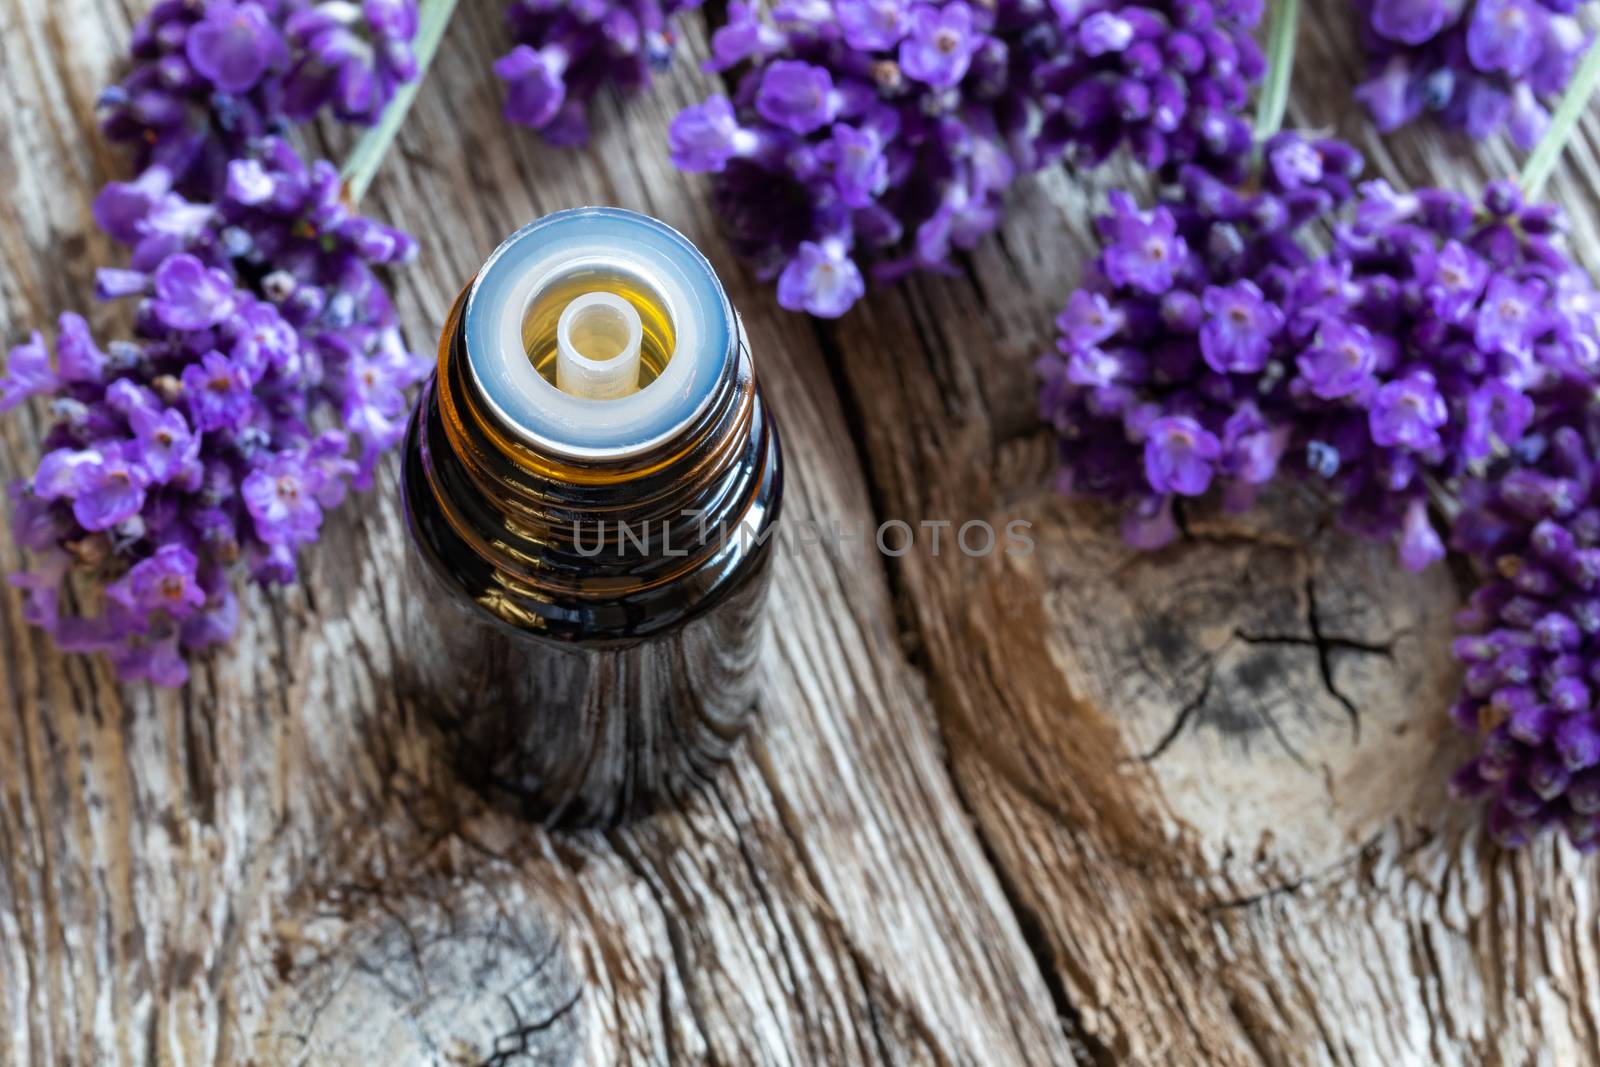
[466,208,733,459]
[554,292,644,400]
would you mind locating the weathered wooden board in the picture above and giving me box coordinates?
[0,0,1596,1064]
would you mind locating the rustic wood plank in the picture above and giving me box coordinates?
[0,1,1076,1063]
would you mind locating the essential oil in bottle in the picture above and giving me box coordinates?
[399,208,783,827]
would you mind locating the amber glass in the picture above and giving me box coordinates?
[399,228,782,827]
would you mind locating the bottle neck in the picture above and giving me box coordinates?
[403,286,781,640]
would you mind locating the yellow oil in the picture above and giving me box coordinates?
[521,267,676,389]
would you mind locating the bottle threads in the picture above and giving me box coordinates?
[399,208,783,826]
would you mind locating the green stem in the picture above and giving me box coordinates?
[1253,0,1301,144]
[1519,34,1600,201]
[339,0,459,205]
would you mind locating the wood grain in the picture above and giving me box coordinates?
[0,0,1596,1064]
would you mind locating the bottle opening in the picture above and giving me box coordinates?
[463,208,732,459]
[519,266,679,403]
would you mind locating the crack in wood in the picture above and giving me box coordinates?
[1137,662,1217,765]
[1304,575,1364,741]
[473,987,583,1067]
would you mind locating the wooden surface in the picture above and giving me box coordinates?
[2,1,1599,1063]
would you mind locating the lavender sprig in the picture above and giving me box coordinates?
[668,0,1265,318]
[1036,133,1366,548]
[1040,158,1600,851]
[2,136,428,686]
[0,0,447,687]
[1447,404,1600,849]
[99,0,423,199]
[1439,33,1600,850]
[1040,156,1600,566]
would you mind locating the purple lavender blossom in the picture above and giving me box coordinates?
[98,0,420,199]
[821,123,891,207]
[0,333,58,411]
[70,444,151,532]
[496,0,705,146]
[1369,373,1448,451]
[2,133,426,687]
[669,95,759,171]
[187,1,290,93]
[1297,319,1377,400]
[1102,195,1187,294]
[55,313,108,384]
[129,405,202,485]
[496,44,570,131]
[1038,144,1599,573]
[1467,0,1548,75]
[182,351,256,431]
[669,0,1265,317]
[1399,497,1446,570]
[108,544,207,619]
[1351,0,1590,148]
[1448,409,1600,850]
[154,254,238,330]
[776,240,867,318]
[756,60,840,134]
[243,450,325,545]
[1199,280,1283,374]
[837,0,908,51]
[1144,416,1221,495]
[282,0,420,122]
[899,3,982,88]
[1426,240,1491,321]
[1475,275,1548,357]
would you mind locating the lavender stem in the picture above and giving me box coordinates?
[340,0,460,205]
[1253,0,1300,145]
[1519,33,1600,201]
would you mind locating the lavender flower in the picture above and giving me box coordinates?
[1038,133,1363,544]
[669,0,1265,317]
[1199,280,1283,373]
[283,0,420,122]
[1039,140,1600,570]
[1038,118,1600,847]
[187,1,290,93]
[1,135,425,687]
[98,0,420,198]
[1351,0,1591,147]
[1448,399,1600,849]
[1305,179,1592,555]
[0,333,56,411]
[14,0,432,687]
[1039,0,1266,178]
[1144,415,1222,495]
[496,0,704,146]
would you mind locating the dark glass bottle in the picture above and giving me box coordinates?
[399,208,782,826]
